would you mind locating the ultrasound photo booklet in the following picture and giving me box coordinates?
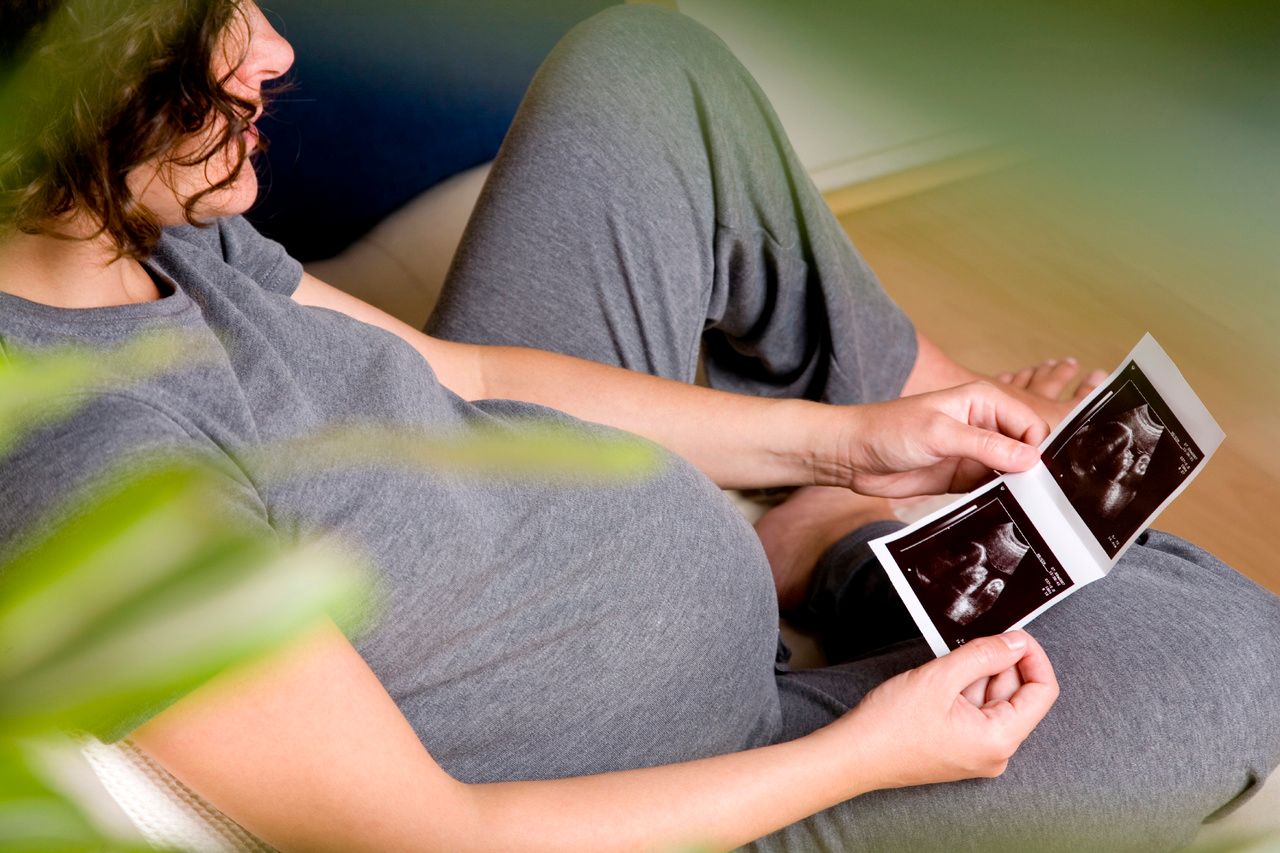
[871,334,1225,656]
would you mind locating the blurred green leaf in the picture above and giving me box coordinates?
[0,333,206,458]
[0,464,220,679]
[0,460,372,738]
[1188,832,1280,853]
[249,420,665,483]
[0,739,157,852]
[0,740,100,852]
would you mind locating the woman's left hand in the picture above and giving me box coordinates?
[814,381,1050,497]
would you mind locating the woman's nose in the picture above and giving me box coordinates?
[246,5,295,84]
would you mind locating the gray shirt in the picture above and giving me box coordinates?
[0,216,781,782]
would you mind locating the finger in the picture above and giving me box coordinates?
[1004,635,1060,734]
[970,381,1051,447]
[941,420,1040,475]
[935,632,1030,694]
[999,681,1057,741]
[985,665,1023,705]
[962,676,990,706]
[1013,632,1057,694]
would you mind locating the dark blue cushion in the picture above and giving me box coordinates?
[250,0,618,262]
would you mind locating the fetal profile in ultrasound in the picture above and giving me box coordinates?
[885,486,1071,651]
[1043,362,1203,557]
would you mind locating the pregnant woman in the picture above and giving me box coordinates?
[1,1,1276,850]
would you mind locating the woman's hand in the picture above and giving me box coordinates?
[816,381,1051,497]
[830,631,1059,789]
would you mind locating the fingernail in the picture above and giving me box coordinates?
[1064,356,1077,365]
[1001,631,1027,651]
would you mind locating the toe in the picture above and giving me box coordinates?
[1028,358,1080,399]
[1071,368,1109,402]
[996,372,1014,384]
[1011,366,1035,389]
[1030,358,1059,385]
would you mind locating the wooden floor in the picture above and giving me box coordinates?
[834,166,1279,594]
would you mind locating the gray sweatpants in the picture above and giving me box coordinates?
[428,6,1280,850]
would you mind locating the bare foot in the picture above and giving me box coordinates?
[754,486,894,612]
[994,357,1107,428]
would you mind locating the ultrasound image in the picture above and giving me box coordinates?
[1043,361,1204,557]
[886,485,1072,651]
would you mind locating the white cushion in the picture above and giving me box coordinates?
[77,736,271,852]
[304,163,492,329]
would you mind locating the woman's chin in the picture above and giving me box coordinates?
[144,165,261,227]
[196,171,261,220]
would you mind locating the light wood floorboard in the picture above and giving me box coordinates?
[834,167,1279,594]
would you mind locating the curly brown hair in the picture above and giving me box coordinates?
[0,0,273,259]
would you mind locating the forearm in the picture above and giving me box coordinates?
[475,344,828,489]
[459,725,873,853]
[134,613,1053,853]
[135,625,878,853]
[292,277,1041,492]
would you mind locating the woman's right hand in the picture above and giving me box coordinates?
[833,630,1059,788]
[817,381,1050,498]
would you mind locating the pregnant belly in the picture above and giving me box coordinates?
[349,450,783,783]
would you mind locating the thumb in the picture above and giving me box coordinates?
[943,421,1040,473]
[936,632,1029,693]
